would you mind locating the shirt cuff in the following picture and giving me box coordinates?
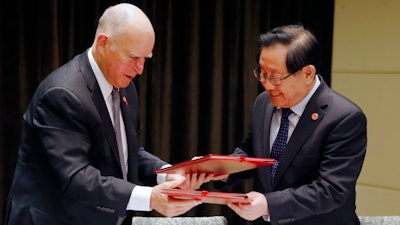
[126,186,153,211]
[156,164,171,184]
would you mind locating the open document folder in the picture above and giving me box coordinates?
[155,154,275,176]
[161,188,251,204]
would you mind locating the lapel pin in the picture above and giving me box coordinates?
[311,113,319,121]
[122,96,128,106]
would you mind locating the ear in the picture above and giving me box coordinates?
[95,33,109,50]
[302,65,316,84]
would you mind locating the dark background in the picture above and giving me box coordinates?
[0,0,334,224]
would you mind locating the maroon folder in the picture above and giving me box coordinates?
[155,154,275,175]
[161,188,251,204]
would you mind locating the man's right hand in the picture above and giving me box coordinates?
[150,177,202,217]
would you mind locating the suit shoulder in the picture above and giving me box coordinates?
[34,52,92,96]
[254,91,270,103]
[329,88,364,114]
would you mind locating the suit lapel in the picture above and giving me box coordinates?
[273,77,329,187]
[262,100,275,190]
[79,50,121,171]
[263,102,275,158]
[91,87,121,168]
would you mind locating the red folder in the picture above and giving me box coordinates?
[155,154,275,175]
[161,188,251,204]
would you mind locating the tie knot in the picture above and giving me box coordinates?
[282,108,292,118]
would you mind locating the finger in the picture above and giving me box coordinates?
[182,174,191,189]
[159,200,201,217]
[211,174,229,181]
[179,173,197,190]
[196,173,207,185]
[187,173,195,189]
[193,173,213,187]
[163,178,185,189]
[227,203,256,221]
[227,203,242,214]
[166,174,185,183]
[203,173,214,182]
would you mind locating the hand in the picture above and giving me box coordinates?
[167,173,229,190]
[166,172,214,190]
[227,191,269,221]
[190,156,230,182]
[171,156,230,189]
[180,173,213,190]
[151,177,202,217]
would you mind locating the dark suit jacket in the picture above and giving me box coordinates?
[5,50,167,225]
[223,76,367,225]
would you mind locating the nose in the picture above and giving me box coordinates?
[134,58,145,74]
[262,80,275,91]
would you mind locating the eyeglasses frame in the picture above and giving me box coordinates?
[253,66,300,86]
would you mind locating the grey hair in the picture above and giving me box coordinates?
[94,4,134,50]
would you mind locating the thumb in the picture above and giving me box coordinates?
[162,177,185,189]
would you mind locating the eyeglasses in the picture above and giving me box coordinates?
[253,66,299,86]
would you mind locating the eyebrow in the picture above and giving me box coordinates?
[130,51,153,59]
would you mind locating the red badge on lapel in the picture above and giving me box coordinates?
[122,96,128,106]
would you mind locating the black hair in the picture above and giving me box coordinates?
[258,24,321,73]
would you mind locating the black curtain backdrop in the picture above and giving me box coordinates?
[0,0,334,224]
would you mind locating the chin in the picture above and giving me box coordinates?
[271,100,283,107]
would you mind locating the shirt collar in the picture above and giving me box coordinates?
[88,47,113,99]
[287,75,321,117]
